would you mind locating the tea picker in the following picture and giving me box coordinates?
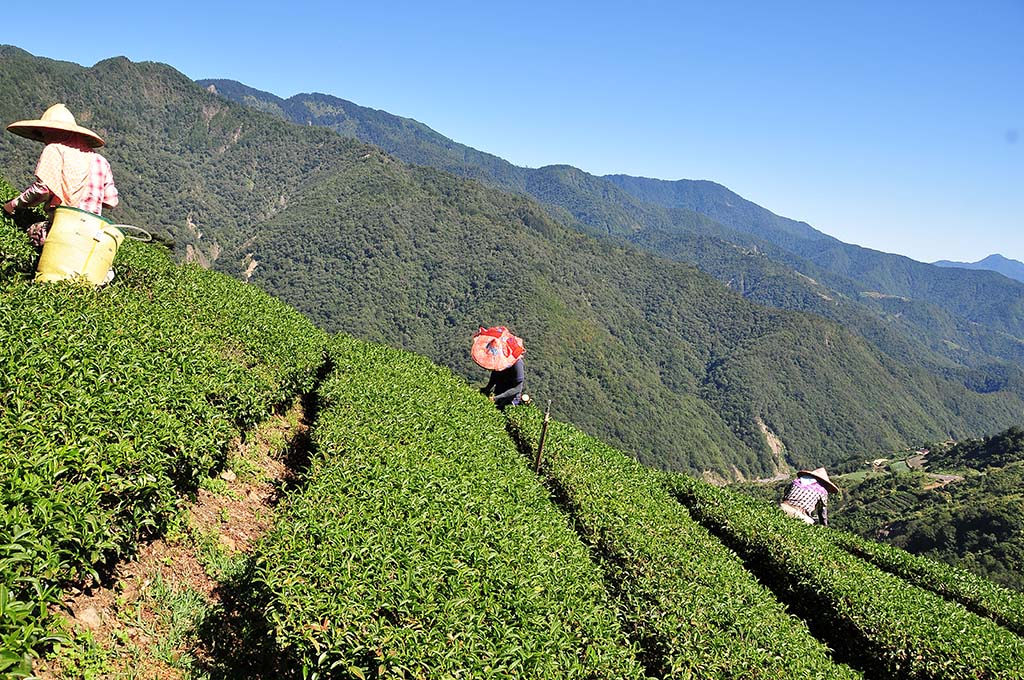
[779,467,839,526]
[472,326,529,409]
[3,104,149,285]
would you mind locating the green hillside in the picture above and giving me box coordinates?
[4,46,1023,478]
[3,183,1024,677]
[197,79,534,193]
[732,428,1024,592]
[0,180,328,675]
[836,467,1024,592]
[202,78,1024,379]
[217,159,1024,472]
[839,430,1024,592]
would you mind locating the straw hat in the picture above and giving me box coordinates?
[798,467,839,494]
[7,104,105,148]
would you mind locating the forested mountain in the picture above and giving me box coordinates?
[200,78,1024,387]
[605,174,832,246]
[196,79,773,243]
[212,156,1024,475]
[3,46,1022,478]
[934,253,1024,283]
[605,174,1024,343]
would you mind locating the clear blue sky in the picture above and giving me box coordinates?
[4,1,1022,263]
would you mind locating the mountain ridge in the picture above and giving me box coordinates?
[602,174,1024,336]
[933,253,1024,283]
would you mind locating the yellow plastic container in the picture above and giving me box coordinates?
[35,206,124,285]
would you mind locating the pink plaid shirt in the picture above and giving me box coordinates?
[12,138,119,216]
[77,153,119,215]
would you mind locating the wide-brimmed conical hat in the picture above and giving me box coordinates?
[7,104,105,148]
[471,326,524,371]
[798,467,839,493]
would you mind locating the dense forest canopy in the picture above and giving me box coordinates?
[203,78,1024,381]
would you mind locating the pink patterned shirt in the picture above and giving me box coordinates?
[12,137,119,216]
[782,475,829,525]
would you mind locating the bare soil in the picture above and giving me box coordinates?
[33,396,311,679]
[923,473,964,490]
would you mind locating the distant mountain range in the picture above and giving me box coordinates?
[933,254,1024,283]
[2,45,1023,479]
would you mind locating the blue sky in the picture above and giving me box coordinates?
[3,1,1021,263]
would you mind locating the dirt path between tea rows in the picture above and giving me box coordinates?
[34,396,312,679]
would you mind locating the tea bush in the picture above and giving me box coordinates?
[506,406,860,679]
[254,336,644,679]
[826,529,1024,636]
[0,209,327,675]
[668,475,1024,678]
[0,177,38,279]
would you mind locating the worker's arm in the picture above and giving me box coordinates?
[491,383,523,403]
[3,180,52,214]
[101,161,119,210]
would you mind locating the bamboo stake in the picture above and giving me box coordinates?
[535,399,552,474]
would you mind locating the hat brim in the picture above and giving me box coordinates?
[7,119,105,148]
[798,469,839,493]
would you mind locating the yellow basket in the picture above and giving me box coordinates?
[35,206,125,285]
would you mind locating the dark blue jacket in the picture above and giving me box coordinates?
[485,358,525,406]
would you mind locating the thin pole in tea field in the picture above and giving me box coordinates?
[535,400,552,475]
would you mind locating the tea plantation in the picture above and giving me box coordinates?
[0,180,327,675]
[3,176,1023,678]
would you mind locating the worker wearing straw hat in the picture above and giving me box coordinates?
[472,326,528,409]
[2,104,119,247]
[780,467,839,526]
